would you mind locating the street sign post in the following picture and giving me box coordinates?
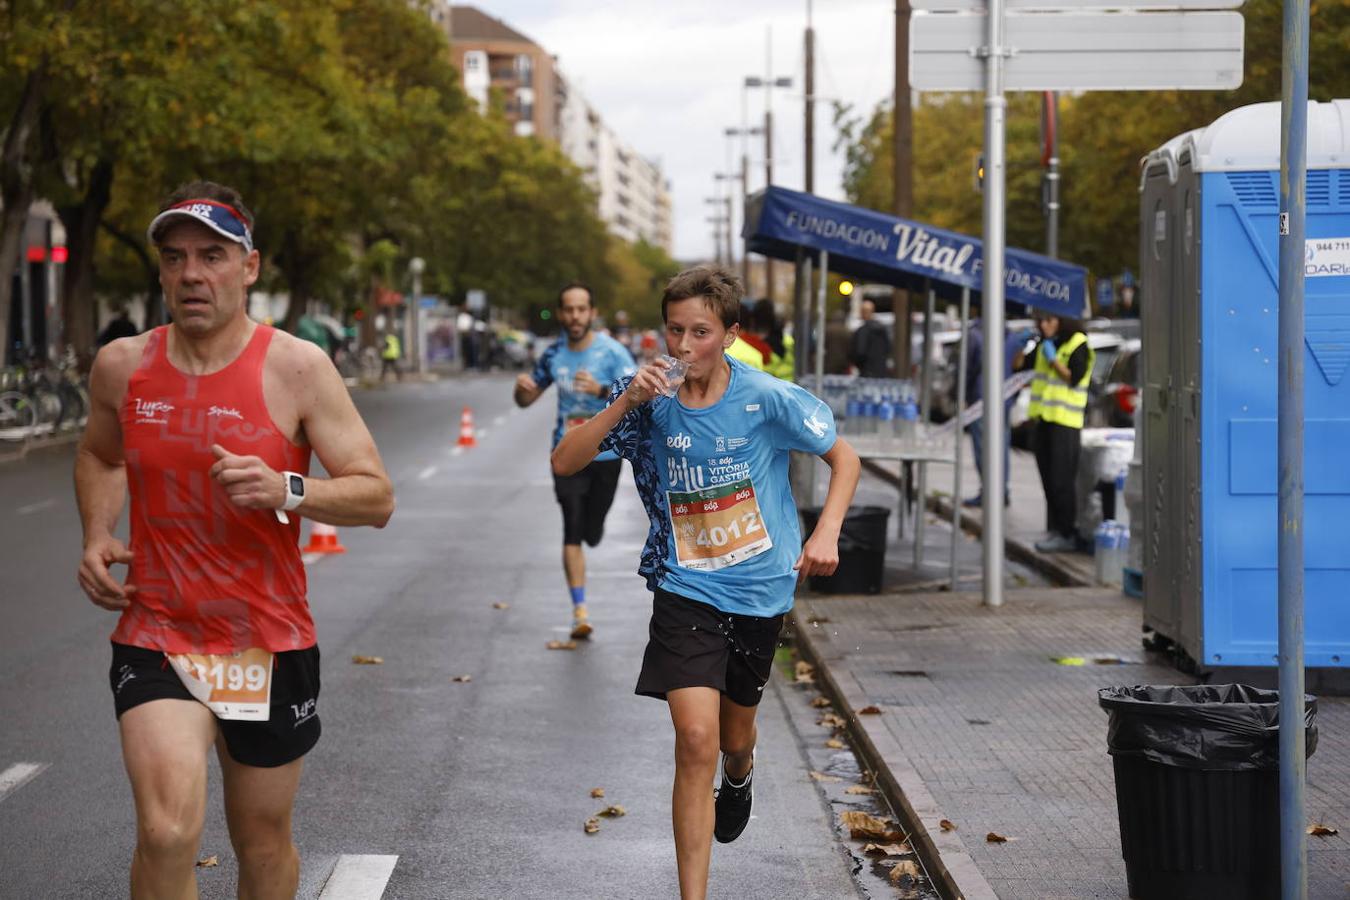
[911,10,1244,91]
[1097,277,1114,311]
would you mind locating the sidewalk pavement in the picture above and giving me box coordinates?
[792,434,1349,899]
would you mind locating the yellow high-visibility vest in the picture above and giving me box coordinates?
[1027,331,1093,429]
[725,336,766,370]
[766,333,795,380]
[382,333,402,360]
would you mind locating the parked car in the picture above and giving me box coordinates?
[1087,338,1142,428]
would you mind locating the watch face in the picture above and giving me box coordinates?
[289,474,305,497]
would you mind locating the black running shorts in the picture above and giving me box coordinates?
[636,588,785,708]
[109,642,321,768]
[553,457,623,546]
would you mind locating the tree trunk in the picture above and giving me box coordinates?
[100,219,161,326]
[275,233,311,333]
[0,66,48,365]
[58,157,115,363]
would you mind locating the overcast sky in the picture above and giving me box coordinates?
[468,1,896,261]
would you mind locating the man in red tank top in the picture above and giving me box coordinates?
[75,181,395,900]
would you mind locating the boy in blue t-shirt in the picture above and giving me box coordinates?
[515,282,637,638]
[552,266,860,899]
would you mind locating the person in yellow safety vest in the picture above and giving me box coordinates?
[751,301,795,380]
[725,334,766,370]
[1018,312,1094,553]
[381,331,402,382]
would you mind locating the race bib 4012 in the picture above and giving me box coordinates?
[668,477,773,571]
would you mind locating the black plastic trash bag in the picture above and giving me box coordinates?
[1098,683,1317,770]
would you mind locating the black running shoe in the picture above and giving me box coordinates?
[713,755,754,844]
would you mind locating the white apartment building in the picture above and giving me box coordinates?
[558,81,673,253]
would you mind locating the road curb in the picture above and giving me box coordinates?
[790,603,999,900]
[859,458,1091,588]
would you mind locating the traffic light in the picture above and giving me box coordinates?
[974,154,985,192]
[838,280,854,297]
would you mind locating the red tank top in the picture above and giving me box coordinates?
[111,324,313,654]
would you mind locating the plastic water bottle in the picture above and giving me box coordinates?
[1116,524,1130,584]
[877,392,896,441]
[845,386,863,436]
[898,385,919,441]
[1095,521,1120,587]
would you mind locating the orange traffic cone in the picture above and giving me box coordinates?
[303,522,347,554]
[457,406,478,448]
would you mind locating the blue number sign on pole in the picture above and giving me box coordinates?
[1096,277,1114,311]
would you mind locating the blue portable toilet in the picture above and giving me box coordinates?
[1139,100,1350,679]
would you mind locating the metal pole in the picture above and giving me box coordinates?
[1043,91,1060,259]
[805,0,815,195]
[740,88,752,293]
[816,249,827,393]
[892,0,914,379]
[1277,0,1310,893]
[796,253,812,383]
[951,287,970,591]
[764,28,775,306]
[981,0,1007,609]
[914,282,934,569]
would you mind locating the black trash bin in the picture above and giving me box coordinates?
[799,505,890,594]
[1097,684,1318,900]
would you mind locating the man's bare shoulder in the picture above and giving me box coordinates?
[265,328,335,382]
[90,333,151,393]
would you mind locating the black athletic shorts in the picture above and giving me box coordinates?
[109,642,321,768]
[553,457,623,546]
[636,588,785,708]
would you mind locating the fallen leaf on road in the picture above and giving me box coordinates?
[862,842,910,856]
[986,831,1011,843]
[818,712,848,729]
[492,602,510,610]
[858,705,882,715]
[939,819,956,832]
[809,771,842,783]
[597,805,626,818]
[196,856,219,868]
[810,696,832,708]
[889,859,922,884]
[1308,823,1339,836]
[590,788,605,799]
[546,640,578,651]
[841,811,905,843]
[807,615,831,624]
[452,674,472,683]
[351,655,383,665]
[583,817,600,834]
[845,786,875,795]
[795,660,816,683]
[826,738,846,750]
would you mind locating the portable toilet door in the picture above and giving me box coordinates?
[1153,99,1350,673]
[1138,134,1188,649]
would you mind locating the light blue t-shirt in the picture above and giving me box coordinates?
[599,356,838,617]
[532,332,636,461]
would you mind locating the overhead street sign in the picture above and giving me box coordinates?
[911,10,1244,91]
[914,0,1243,9]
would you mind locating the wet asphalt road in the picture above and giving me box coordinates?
[0,373,875,900]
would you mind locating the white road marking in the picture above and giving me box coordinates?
[476,429,489,440]
[0,762,48,803]
[319,855,398,899]
[16,499,54,516]
[492,415,506,426]
[417,466,438,481]
[450,446,464,457]
[302,553,325,566]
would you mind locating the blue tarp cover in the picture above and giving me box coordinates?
[744,186,1088,318]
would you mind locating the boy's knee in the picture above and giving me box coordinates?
[674,722,719,769]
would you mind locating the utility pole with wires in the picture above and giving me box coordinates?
[893,0,914,377]
[746,28,793,304]
[805,0,816,194]
[722,123,761,292]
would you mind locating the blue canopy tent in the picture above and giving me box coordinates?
[743,186,1088,316]
[743,186,1089,587]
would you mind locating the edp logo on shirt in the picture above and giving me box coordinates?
[666,432,692,451]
